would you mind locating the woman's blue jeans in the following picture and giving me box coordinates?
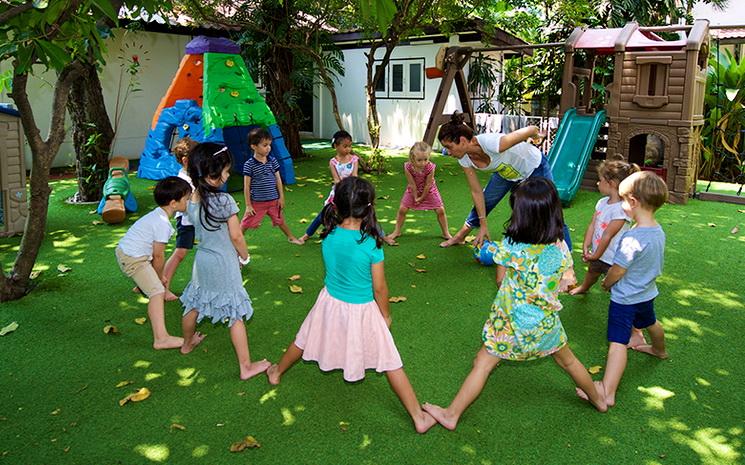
[463,156,572,249]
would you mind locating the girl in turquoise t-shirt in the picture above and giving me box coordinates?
[423,178,608,431]
[267,177,436,433]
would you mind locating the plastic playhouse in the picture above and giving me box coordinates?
[0,106,28,237]
[560,20,709,203]
[139,36,295,184]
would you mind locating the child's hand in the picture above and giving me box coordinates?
[559,268,577,293]
[277,198,285,210]
[244,206,256,217]
[238,254,251,267]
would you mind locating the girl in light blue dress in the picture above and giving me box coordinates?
[179,143,270,380]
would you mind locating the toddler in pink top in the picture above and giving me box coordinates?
[389,142,451,242]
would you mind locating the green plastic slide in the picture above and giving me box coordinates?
[547,108,606,205]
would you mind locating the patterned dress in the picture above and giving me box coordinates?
[481,238,573,361]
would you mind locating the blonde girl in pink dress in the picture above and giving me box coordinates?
[267,177,436,433]
[388,142,451,242]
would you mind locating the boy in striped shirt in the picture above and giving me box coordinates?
[241,127,303,244]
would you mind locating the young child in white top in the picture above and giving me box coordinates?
[388,141,450,242]
[115,176,192,350]
[570,160,639,295]
[162,137,198,300]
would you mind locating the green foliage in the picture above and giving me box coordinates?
[468,53,500,113]
[700,48,745,183]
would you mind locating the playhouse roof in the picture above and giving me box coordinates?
[568,20,709,54]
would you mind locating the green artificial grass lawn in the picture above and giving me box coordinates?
[2,143,744,465]
[696,179,745,197]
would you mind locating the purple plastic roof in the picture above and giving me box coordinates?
[185,36,240,55]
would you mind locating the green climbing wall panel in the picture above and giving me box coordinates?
[202,52,276,131]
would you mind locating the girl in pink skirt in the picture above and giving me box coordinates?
[267,177,436,433]
[388,142,451,242]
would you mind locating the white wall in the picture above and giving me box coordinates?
[316,37,500,149]
[693,2,745,26]
[0,29,191,168]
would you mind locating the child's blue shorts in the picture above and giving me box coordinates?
[607,298,657,344]
[175,217,195,249]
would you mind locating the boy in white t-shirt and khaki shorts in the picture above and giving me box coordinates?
[115,176,192,350]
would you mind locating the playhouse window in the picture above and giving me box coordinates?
[374,58,425,100]
[633,56,670,108]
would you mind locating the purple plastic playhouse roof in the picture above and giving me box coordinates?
[185,36,240,55]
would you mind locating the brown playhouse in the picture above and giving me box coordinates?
[561,20,710,203]
[0,106,28,236]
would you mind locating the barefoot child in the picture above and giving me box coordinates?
[240,128,303,244]
[115,176,192,350]
[578,171,669,407]
[570,160,639,295]
[162,137,199,300]
[388,142,451,242]
[299,130,358,242]
[180,143,270,380]
[267,177,436,433]
[423,178,607,430]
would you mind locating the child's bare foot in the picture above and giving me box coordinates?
[383,236,399,246]
[179,332,206,354]
[441,233,453,240]
[153,335,185,350]
[289,237,304,245]
[240,359,271,380]
[164,290,179,301]
[627,330,647,349]
[568,285,589,295]
[387,231,401,241]
[422,403,458,431]
[414,410,437,434]
[266,364,281,385]
[576,380,613,409]
[631,344,668,359]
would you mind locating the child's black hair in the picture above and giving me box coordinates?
[320,177,383,248]
[504,177,565,245]
[331,130,352,147]
[248,127,272,146]
[437,112,475,144]
[153,176,192,206]
[187,142,233,231]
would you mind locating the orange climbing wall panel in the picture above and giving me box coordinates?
[150,54,205,129]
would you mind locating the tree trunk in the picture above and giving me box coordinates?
[67,60,115,202]
[1,64,82,301]
[365,40,397,148]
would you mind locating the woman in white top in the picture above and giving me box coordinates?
[437,113,571,250]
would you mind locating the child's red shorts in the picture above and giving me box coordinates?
[241,200,285,229]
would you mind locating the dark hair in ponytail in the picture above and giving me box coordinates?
[187,142,233,231]
[320,177,383,248]
[437,111,475,144]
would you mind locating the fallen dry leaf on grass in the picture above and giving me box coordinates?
[57,264,71,273]
[415,254,426,260]
[388,296,407,303]
[50,408,61,415]
[588,366,603,375]
[415,268,427,273]
[170,423,186,431]
[103,325,120,335]
[708,223,717,227]
[119,387,151,406]
[299,218,308,224]
[731,226,739,234]
[377,195,390,200]
[289,285,303,294]
[115,380,133,388]
[0,322,19,336]
[92,220,104,225]
[29,270,41,280]
[339,421,350,432]
[317,193,324,199]
[288,274,301,281]
[134,317,147,325]
[230,435,261,452]
[464,235,476,243]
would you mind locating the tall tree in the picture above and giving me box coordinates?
[0,0,164,301]
[358,0,491,148]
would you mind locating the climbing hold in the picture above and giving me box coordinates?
[225,59,234,67]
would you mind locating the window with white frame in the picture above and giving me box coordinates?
[374,58,425,99]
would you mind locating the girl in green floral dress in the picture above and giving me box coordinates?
[423,178,607,430]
